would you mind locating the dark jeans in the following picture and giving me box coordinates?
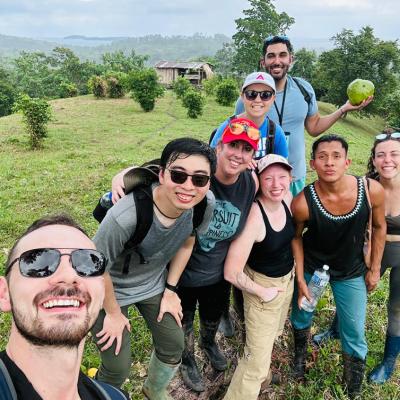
[381,241,400,336]
[178,279,231,322]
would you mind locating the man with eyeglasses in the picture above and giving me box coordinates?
[234,35,373,196]
[0,214,129,399]
[91,138,217,399]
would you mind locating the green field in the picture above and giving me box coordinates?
[1,91,398,399]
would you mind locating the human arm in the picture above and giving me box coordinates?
[291,192,312,309]
[111,165,139,203]
[93,201,135,354]
[304,97,373,137]
[224,203,283,302]
[157,236,196,327]
[365,179,386,292]
[95,272,131,355]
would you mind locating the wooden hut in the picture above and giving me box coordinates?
[154,61,214,86]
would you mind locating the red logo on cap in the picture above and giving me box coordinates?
[256,74,265,80]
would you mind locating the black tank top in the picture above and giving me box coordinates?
[303,176,369,280]
[386,215,400,235]
[247,200,295,277]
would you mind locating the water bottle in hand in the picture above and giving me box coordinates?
[301,265,330,312]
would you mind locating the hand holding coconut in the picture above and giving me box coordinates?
[340,79,375,116]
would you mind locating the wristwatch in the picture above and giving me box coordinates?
[165,282,179,293]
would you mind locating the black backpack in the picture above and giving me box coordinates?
[93,160,207,273]
[292,77,312,106]
[209,115,276,157]
[0,358,128,400]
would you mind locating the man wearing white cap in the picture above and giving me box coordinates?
[232,35,373,197]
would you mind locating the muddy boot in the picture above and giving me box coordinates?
[142,351,179,400]
[180,312,205,392]
[292,326,310,379]
[368,335,400,384]
[312,312,340,345]
[200,318,227,371]
[342,353,365,399]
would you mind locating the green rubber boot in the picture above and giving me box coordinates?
[142,351,179,400]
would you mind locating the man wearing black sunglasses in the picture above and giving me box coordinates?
[234,34,373,197]
[0,214,129,399]
[91,138,217,399]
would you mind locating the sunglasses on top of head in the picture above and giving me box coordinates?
[6,248,107,278]
[228,122,260,140]
[375,132,400,141]
[243,89,274,101]
[264,34,290,46]
[166,169,210,187]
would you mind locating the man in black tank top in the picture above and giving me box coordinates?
[290,134,386,399]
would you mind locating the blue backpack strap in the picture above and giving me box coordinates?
[89,378,128,400]
[0,358,18,400]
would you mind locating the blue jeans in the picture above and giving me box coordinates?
[291,272,368,359]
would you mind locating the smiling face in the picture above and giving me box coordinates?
[373,139,400,180]
[159,154,211,211]
[241,83,275,121]
[261,42,293,82]
[259,164,291,202]
[216,140,254,179]
[310,141,350,183]
[2,225,105,348]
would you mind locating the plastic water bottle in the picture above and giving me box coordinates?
[100,191,113,209]
[301,265,330,312]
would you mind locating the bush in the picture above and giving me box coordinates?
[59,81,78,98]
[88,76,107,98]
[128,68,164,112]
[202,75,223,96]
[172,77,191,99]
[13,94,52,149]
[383,89,400,129]
[182,89,205,119]
[215,78,239,107]
[105,73,127,98]
[0,80,16,117]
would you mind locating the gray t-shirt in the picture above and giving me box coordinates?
[235,75,318,182]
[94,184,215,306]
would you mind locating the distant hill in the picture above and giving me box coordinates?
[0,33,232,65]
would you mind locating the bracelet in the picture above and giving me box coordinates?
[165,282,179,293]
[339,106,346,118]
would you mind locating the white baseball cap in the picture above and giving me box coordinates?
[257,154,293,175]
[242,72,276,93]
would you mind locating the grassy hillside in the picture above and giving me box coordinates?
[1,92,398,399]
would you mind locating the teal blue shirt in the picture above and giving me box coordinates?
[234,76,318,182]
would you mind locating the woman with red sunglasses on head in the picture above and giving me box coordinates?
[210,71,288,161]
[177,120,261,393]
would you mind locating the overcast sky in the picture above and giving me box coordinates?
[0,0,398,42]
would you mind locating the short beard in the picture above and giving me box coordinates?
[10,287,93,348]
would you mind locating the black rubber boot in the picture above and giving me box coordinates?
[180,312,205,392]
[342,353,365,399]
[218,309,235,338]
[292,327,310,379]
[312,312,340,345]
[200,318,228,371]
